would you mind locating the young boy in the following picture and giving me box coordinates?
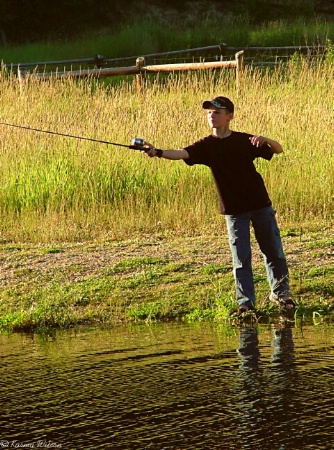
[143,96,295,318]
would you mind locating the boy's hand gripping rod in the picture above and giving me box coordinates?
[0,121,150,151]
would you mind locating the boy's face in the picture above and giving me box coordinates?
[206,108,233,129]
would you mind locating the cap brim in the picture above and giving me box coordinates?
[202,100,226,109]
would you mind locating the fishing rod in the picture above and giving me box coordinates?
[0,121,147,150]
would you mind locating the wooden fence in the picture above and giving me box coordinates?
[23,51,244,90]
[7,42,329,91]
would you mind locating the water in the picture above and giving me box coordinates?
[0,322,333,450]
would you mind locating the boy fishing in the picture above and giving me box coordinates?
[142,96,295,319]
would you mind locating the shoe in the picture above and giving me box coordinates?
[230,304,254,318]
[230,304,257,326]
[269,295,296,320]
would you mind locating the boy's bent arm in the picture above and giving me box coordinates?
[264,137,283,154]
[249,135,283,154]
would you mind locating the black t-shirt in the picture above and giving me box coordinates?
[184,131,274,215]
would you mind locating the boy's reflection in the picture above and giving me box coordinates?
[233,324,298,449]
[237,325,261,370]
[271,324,295,367]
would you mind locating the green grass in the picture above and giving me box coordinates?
[1,16,333,66]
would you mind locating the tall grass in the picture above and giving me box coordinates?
[0,58,333,242]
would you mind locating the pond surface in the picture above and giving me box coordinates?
[0,321,333,450]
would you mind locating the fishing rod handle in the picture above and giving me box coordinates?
[129,145,163,157]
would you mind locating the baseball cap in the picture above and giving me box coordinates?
[202,96,234,113]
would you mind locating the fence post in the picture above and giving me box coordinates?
[235,50,244,90]
[136,57,146,94]
[18,65,27,94]
[219,42,228,59]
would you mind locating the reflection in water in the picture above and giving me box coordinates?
[0,323,333,449]
[237,326,261,369]
[235,325,298,449]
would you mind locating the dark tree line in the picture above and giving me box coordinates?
[0,0,332,45]
[0,0,197,44]
[0,0,126,44]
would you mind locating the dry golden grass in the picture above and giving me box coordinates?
[0,62,333,242]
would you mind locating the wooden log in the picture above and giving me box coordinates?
[31,58,240,81]
[144,60,237,72]
[33,65,140,80]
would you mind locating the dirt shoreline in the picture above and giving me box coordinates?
[1,228,333,301]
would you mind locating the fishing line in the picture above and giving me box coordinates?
[0,121,144,149]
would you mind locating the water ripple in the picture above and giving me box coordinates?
[0,323,333,449]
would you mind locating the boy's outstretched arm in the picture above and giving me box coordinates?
[142,142,189,160]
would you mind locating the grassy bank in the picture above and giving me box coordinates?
[0,224,333,333]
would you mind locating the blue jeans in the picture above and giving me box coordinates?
[225,206,290,307]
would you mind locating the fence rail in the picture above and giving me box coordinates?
[6,43,230,70]
[13,49,245,90]
[29,52,244,79]
[4,44,328,71]
[4,42,330,91]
